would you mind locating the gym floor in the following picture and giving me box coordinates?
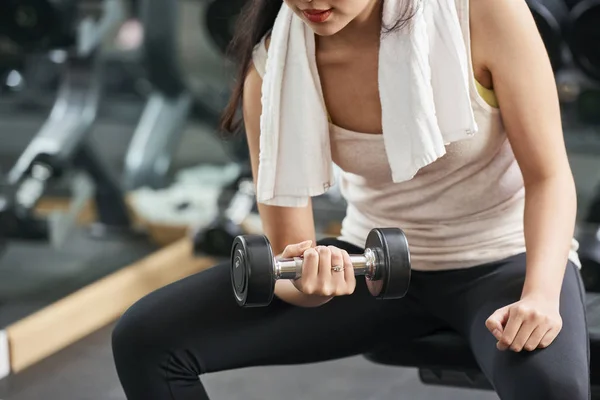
[0,98,599,399]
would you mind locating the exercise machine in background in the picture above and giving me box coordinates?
[567,0,600,124]
[131,0,261,256]
[0,0,134,251]
[123,0,244,191]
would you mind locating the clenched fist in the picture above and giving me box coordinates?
[486,294,562,352]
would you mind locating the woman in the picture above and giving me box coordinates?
[112,0,590,399]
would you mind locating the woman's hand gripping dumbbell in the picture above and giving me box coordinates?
[281,241,358,299]
[230,228,411,307]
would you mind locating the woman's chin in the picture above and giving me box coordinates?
[306,22,343,37]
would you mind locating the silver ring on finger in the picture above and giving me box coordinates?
[331,265,344,272]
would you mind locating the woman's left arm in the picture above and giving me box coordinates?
[471,0,577,351]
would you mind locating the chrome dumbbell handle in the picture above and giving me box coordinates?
[274,248,379,280]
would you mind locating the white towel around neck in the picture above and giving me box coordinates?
[256,0,478,207]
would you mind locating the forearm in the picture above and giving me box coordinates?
[257,202,316,253]
[274,281,333,307]
[521,174,577,299]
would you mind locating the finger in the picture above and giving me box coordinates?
[341,250,356,294]
[316,246,333,294]
[300,247,319,294]
[486,307,509,340]
[538,326,561,349]
[497,308,524,351]
[509,320,538,352]
[328,246,346,294]
[281,240,313,258]
[523,325,550,352]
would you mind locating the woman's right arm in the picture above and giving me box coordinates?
[242,63,334,308]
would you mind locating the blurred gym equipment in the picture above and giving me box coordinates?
[0,0,77,51]
[578,182,600,293]
[527,0,571,72]
[131,0,263,254]
[123,0,244,191]
[121,0,192,192]
[578,223,600,292]
[0,0,165,387]
[0,0,132,250]
[570,0,600,82]
[0,42,26,95]
[193,167,255,257]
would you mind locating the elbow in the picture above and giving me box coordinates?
[525,170,574,188]
[524,171,577,207]
[522,162,575,192]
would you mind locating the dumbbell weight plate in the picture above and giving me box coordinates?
[230,234,275,307]
[364,228,411,299]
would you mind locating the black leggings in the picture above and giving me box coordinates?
[112,238,590,399]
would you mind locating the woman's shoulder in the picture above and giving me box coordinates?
[252,32,271,78]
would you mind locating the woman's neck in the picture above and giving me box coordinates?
[317,0,382,52]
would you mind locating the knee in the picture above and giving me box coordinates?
[112,296,163,367]
[499,364,589,400]
[112,308,137,360]
[538,373,589,400]
[111,294,205,379]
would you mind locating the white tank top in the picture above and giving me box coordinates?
[252,0,580,271]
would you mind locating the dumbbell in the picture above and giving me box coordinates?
[230,228,411,307]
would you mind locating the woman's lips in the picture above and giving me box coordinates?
[302,9,332,23]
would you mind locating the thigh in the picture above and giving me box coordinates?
[459,255,590,400]
[114,239,437,375]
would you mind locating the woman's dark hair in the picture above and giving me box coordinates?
[219,0,417,133]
